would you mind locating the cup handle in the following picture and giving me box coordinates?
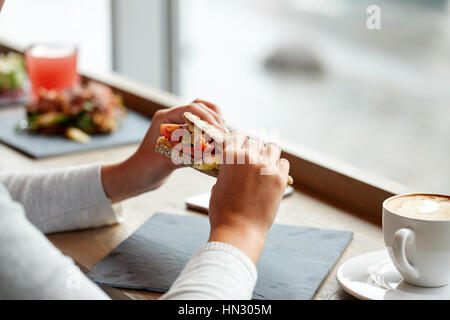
[392,228,419,279]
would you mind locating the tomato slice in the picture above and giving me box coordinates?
[160,124,186,141]
[204,141,215,154]
[194,135,208,152]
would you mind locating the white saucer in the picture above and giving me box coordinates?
[337,250,450,300]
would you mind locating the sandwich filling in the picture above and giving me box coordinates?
[159,123,220,171]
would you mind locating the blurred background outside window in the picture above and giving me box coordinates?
[0,0,449,193]
[0,0,112,72]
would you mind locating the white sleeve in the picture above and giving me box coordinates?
[0,165,257,300]
[160,242,258,300]
[0,163,123,234]
[0,183,109,300]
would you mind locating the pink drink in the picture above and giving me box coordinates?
[25,44,78,97]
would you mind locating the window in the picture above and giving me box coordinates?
[1,0,448,193]
[176,0,450,193]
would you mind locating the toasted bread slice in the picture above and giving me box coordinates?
[182,112,226,144]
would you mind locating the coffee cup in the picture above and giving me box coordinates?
[383,193,450,287]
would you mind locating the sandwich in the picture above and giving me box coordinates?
[155,112,293,185]
[155,112,224,178]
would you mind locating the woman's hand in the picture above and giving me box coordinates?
[101,100,227,203]
[208,133,290,264]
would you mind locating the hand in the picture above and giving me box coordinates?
[101,99,227,202]
[208,133,290,264]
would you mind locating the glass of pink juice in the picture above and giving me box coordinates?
[25,44,79,97]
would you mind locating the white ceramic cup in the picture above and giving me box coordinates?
[383,193,450,287]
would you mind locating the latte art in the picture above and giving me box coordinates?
[386,194,450,220]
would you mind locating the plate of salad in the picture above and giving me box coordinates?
[22,81,127,143]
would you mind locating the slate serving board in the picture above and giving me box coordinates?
[0,107,150,158]
[0,91,29,107]
[88,213,352,300]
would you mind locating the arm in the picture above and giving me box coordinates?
[0,101,226,234]
[0,183,109,299]
[161,242,257,300]
[0,163,122,234]
[162,133,289,299]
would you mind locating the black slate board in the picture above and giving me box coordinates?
[0,107,150,158]
[88,213,352,300]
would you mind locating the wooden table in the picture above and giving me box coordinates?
[0,130,385,300]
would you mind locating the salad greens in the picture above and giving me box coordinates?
[0,53,26,91]
[26,111,95,134]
